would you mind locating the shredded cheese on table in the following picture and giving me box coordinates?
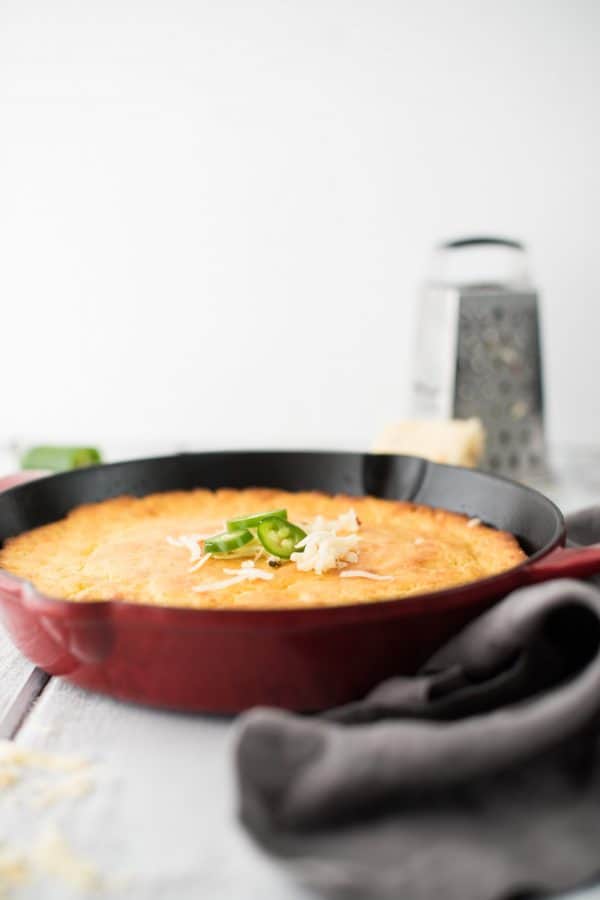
[0,847,28,891]
[32,825,103,891]
[33,772,94,809]
[0,741,88,774]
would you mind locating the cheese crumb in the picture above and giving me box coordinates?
[33,772,94,809]
[0,846,29,892]
[32,825,103,891]
[0,741,88,773]
[0,767,19,789]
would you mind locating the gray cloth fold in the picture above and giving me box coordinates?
[234,509,600,900]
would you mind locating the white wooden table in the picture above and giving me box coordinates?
[0,444,599,899]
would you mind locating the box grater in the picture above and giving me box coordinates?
[411,236,548,481]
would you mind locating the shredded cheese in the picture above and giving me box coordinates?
[308,509,360,534]
[0,767,19,789]
[0,741,88,773]
[292,531,360,575]
[174,507,363,581]
[289,507,362,575]
[339,570,394,581]
[188,553,212,573]
[0,826,104,896]
[165,533,209,564]
[32,825,103,891]
[33,772,94,809]
[192,567,273,593]
[222,568,272,579]
[0,847,28,892]
[192,576,247,593]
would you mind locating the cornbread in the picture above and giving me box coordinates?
[0,488,525,610]
[372,418,486,467]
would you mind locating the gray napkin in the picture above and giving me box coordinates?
[234,508,600,900]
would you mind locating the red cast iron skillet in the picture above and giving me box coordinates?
[0,451,599,714]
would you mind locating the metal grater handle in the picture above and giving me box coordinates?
[440,236,525,251]
[430,236,530,287]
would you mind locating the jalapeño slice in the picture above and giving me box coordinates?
[257,517,306,559]
[226,509,288,532]
[204,529,254,554]
[21,445,102,472]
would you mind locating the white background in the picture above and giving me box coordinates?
[1,0,599,453]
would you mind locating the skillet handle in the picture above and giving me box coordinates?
[0,471,48,493]
[525,545,600,583]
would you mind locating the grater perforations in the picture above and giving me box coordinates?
[452,291,546,477]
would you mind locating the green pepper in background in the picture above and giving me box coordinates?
[20,446,102,472]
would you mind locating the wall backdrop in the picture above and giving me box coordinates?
[1,0,598,451]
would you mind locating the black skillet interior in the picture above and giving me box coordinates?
[0,451,563,559]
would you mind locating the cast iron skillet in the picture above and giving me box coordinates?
[0,451,598,713]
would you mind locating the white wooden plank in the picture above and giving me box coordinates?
[1,679,310,900]
[0,626,36,725]
[0,454,41,725]
[4,678,599,900]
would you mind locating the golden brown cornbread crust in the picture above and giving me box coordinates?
[0,488,526,610]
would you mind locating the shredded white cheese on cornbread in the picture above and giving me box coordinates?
[191,567,273,593]
[172,507,385,586]
[188,552,212,573]
[309,509,360,534]
[339,570,393,581]
[165,534,209,564]
[291,508,361,575]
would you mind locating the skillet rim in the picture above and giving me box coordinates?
[0,450,566,625]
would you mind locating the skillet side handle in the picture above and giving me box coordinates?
[0,471,48,493]
[525,545,600,584]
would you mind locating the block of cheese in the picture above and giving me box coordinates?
[372,418,486,468]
